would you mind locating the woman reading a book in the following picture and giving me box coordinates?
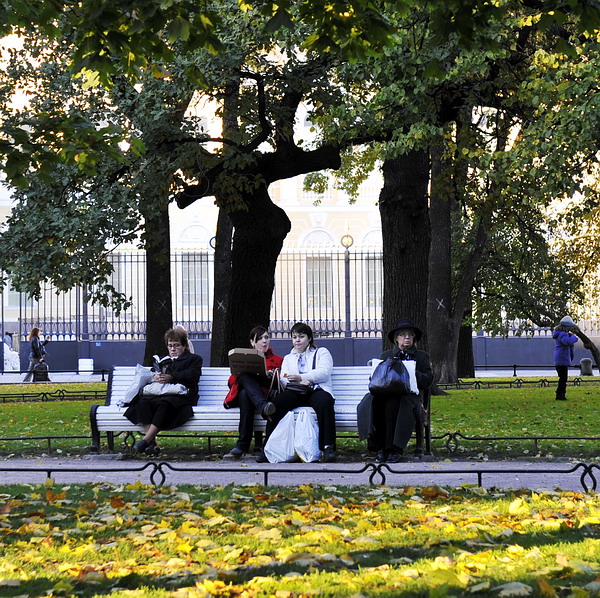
[223,326,283,459]
[125,327,203,454]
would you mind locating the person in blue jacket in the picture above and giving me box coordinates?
[552,316,578,401]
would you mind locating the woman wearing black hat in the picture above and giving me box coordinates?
[363,319,433,463]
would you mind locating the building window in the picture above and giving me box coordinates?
[5,280,37,309]
[306,256,333,309]
[180,252,210,308]
[363,255,383,308]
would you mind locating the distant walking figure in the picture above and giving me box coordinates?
[552,316,578,401]
[23,327,49,382]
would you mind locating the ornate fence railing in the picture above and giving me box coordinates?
[4,248,599,341]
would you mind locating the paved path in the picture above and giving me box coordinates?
[0,456,596,492]
[0,372,106,384]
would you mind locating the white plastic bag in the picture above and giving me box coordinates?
[402,360,419,394]
[264,411,297,463]
[142,382,188,396]
[119,364,153,406]
[293,407,321,462]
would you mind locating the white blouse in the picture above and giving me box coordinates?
[280,346,334,397]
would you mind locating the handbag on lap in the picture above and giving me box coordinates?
[368,355,412,396]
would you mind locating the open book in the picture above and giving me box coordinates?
[228,348,267,377]
[152,355,173,375]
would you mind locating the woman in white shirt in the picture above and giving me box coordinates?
[258,322,336,463]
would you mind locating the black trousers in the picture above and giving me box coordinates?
[266,388,336,449]
[370,393,419,452]
[555,365,568,398]
[235,374,269,451]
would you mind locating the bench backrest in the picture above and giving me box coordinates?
[107,365,372,407]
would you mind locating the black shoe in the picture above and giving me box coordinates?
[224,446,246,459]
[322,446,336,463]
[134,439,149,453]
[145,441,160,456]
[260,401,276,419]
[255,451,268,463]
[387,450,403,463]
[374,450,386,463]
[555,396,567,401]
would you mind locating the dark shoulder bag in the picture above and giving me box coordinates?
[368,355,411,396]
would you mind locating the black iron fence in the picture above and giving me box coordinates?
[4,248,383,341]
[3,248,600,342]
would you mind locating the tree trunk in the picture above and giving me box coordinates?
[210,209,233,366]
[379,150,430,353]
[218,183,291,364]
[143,207,173,364]
[457,320,475,378]
[427,138,459,383]
[574,328,600,369]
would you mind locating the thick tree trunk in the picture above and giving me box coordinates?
[574,328,600,369]
[216,183,291,364]
[379,151,430,353]
[143,207,173,364]
[457,320,475,378]
[210,209,233,366]
[427,139,459,383]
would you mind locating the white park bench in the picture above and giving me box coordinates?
[89,365,431,454]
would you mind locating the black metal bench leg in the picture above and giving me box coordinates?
[414,405,424,455]
[253,430,264,451]
[425,419,431,455]
[89,404,100,451]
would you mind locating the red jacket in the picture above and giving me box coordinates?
[223,348,283,408]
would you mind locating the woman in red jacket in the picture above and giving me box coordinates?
[223,326,283,459]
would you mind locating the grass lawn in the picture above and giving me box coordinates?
[0,483,598,597]
[0,380,598,459]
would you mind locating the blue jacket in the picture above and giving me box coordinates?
[552,330,578,366]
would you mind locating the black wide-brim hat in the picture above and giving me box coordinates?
[387,319,423,343]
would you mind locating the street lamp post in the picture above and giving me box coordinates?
[341,233,354,338]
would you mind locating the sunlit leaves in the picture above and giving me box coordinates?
[0,483,598,596]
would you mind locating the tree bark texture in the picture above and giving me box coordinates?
[210,209,234,366]
[457,321,475,378]
[378,150,430,353]
[143,208,173,365]
[219,183,291,364]
[427,139,459,383]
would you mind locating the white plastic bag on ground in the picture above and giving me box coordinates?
[264,411,297,463]
[293,407,321,462]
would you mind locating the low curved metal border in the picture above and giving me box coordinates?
[0,462,595,492]
[0,461,159,483]
[155,462,380,487]
[376,461,596,492]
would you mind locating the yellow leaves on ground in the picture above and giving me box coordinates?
[508,497,532,516]
[0,484,598,597]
